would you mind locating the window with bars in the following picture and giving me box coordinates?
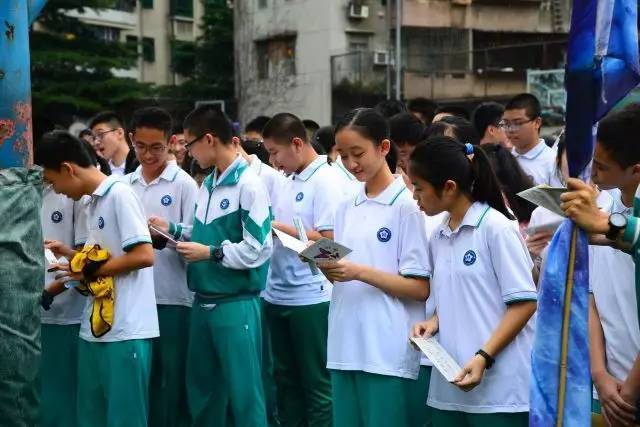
[255,36,296,79]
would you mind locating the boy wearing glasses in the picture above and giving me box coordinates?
[502,93,559,186]
[150,105,273,427]
[124,107,199,426]
[89,111,139,176]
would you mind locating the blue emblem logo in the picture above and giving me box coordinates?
[463,250,477,266]
[295,192,304,202]
[51,211,63,223]
[377,227,392,242]
[98,216,105,229]
[161,195,172,206]
[220,198,230,210]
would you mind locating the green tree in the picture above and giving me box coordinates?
[30,0,151,124]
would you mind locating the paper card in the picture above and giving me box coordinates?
[517,185,568,217]
[526,220,564,236]
[273,228,308,254]
[44,248,58,265]
[149,225,178,248]
[410,336,462,383]
[299,238,352,263]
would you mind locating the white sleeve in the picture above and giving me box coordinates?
[398,208,431,279]
[313,174,341,232]
[114,185,152,251]
[221,181,273,270]
[180,176,199,229]
[73,197,90,247]
[488,222,537,304]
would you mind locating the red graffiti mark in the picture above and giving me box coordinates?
[0,119,16,148]
[15,101,31,124]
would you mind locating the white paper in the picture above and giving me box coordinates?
[526,220,563,236]
[410,336,462,382]
[273,228,308,254]
[299,238,352,262]
[517,185,568,217]
[44,248,58,265]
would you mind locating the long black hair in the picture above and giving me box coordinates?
[409,135,514,220]
[481,143,535,222]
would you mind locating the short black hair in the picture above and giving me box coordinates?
[245,116,271,135]
[183,105,234,144]
[314,125,336,154]
[597,103,640,168]
[262,113,308,144]
[88,111,124,130]
[472,102,505,137]
[374,99,407,118]
[303,119,320,133]
[171,123,184,135]
[389,113,425,147]
[129,106,173,138]
[505,93,541,120]
[434,105,470,120]
[78,128,93,139]
[426,116,480,146]
[35,130,97,170]
[242,139,270,164]
[407,97,438,124]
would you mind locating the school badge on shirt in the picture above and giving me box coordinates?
[377,227,392,242]
[463,250,477,266]
[161,195,172,206]
[295,192,304,202]
[51,211,63,223]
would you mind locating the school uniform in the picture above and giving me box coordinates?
[172,155,272,427]
[426,202,536,427]
[77,175,159,427]
[328,176,430,427]
[511,140,557,186]
[40,187,88,427]
[333,156,363,197]
[262,155,342,426]
[589,190,640,414]
[125,163,199,427]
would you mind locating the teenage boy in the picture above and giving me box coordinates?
[560,104,640,425]
[407,97,438,125]
[502,94,557,186]
[124,107,199,427]
[39,181,88,427]
[36,130,158,427]
[389,112,426,174]
[472,102,511,148]
[150,105,273,427]
[89,111,138,176]
[261,113,343,427]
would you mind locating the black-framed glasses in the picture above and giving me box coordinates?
[133,143,167,155]
[185,133,209,150]
[94,128,118,141]
[498,118,537,131]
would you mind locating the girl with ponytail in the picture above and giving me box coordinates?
[409,136,537,427]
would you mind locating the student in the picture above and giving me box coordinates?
[472,102,511,149]
[36,130,158,427]
[303,118,320,143]
[432,105,470,123]
[502,94,557,186]
[375,99,407,118]
[560,105,640,424]
[150,105,272,427]
[409,136,537,427]
[315,125,338,163]
[426,116,480,146]
[243,115,271,165]
[389,112,425,173]
[89,111,139,176]
[261,113,342,427]
[169,124,188,169]
[318,108,431,427]
[123,107,199,427]
[38,171,89,427]
[408,97,438,126]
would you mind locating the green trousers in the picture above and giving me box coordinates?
[265,301,332,427]
[186,297,266,427]
[40,323,80,427]
[331,370,414,427]
[149,305,191,427]
[261,299,279,427]
[77,338,152,427]
[406,366,433,427]
[431,408,529,427]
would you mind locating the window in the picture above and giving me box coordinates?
[171,0,193,17]
[348,34,370,52]
[126,35,138,55]
[94,26,121,42]
[143,37,155,62]
[255,36,296,80]
[258,0,268,8]
[141,0,153,9]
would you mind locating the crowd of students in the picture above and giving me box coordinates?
[34,92,640,427]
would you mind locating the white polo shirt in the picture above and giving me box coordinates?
[81,175,159,342]
[248,154,285,206]
[125,163,198,307]
[589,189,640,386]
[41,187,89,325]
[332,157,362,198]
[512,140,558,186]
[327,176,430,379]
[264,155,343,306]
[108,159,126,177]
[427,202,537,413]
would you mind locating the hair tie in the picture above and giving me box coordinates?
[464,143,474,155]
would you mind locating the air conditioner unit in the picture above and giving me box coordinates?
[349,4,370,19]
[373,50,390,66]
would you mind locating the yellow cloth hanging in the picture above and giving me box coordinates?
[70,245,114,338]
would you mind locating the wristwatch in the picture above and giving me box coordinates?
[475,349,495,369]
[606,212,627,240]
[210,246,224,263]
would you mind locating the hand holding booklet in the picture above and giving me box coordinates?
[410,336,462,383]
[273,228,352,262]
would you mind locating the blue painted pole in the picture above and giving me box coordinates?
[0,0,48,168]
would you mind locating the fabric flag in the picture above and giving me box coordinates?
[530,1,640,426]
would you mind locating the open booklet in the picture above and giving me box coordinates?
[410,336,462,383]
[273,228,352,262]
[517,185,568,218]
